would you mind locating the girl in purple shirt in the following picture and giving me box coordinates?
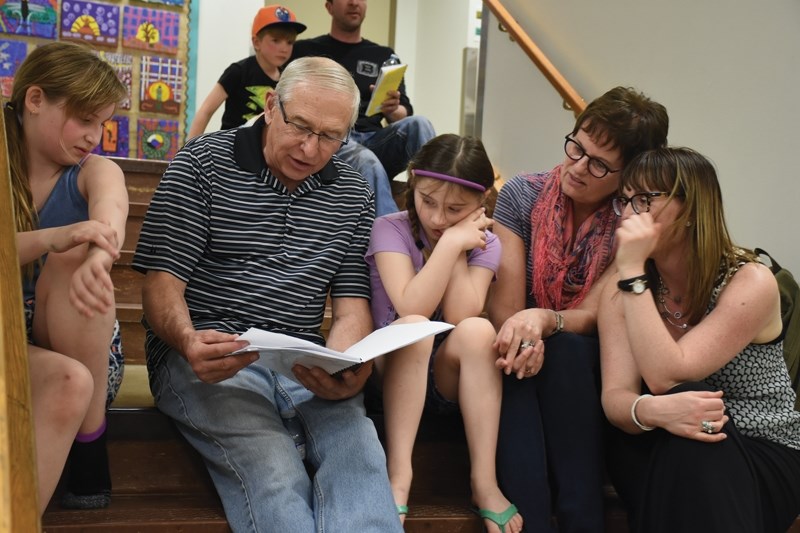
[366,134,522,533]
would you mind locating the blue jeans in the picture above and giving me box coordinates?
[150,351,402,533]
[338,115,435,217]
[496,332,605,533]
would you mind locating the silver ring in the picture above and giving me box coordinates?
[520,340,534,350]
[701,420,714,434]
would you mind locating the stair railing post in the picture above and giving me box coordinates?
[0,104,41,531]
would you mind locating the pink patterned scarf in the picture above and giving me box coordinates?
[529,166,617,310]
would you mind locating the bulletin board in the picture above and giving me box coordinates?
[0,0,191,161]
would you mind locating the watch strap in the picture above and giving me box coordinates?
[617,275,648,293]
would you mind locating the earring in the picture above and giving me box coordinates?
[686,221,693,227]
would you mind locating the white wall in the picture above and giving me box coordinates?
[480,0,800,273]
[193,0,264,134]
[395,1,474,135]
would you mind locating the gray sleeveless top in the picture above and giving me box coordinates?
[703,262,800,450]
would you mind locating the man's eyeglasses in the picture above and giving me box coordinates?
[612,192,671,216]
[277,98,350,148]
[564,136,620,179]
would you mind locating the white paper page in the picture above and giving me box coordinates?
[233,321,453,383]
[250,348,362,381]
[236,329,355,360]
[344,321,454,360]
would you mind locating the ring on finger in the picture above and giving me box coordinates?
[701,420,714,434]
[520,340,534,350]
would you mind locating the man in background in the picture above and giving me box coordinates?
[291,0,435,216]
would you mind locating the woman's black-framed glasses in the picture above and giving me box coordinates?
[563,136,620,179]
[612,192,671,216]
[277,97,350,148]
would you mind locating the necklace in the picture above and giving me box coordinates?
[657,277,688,330]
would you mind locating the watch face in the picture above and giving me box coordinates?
[632,279,646,294]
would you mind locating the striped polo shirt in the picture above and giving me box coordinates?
[132,117,375,372]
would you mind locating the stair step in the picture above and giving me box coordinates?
[42,494,229,532]
[111,366,153,408]
[42,405,485,532]
[123,202,148,252]
[117,303,145,365]
[118,250,135,266]
[113,264,143,305]
[112,156,167,205]
[41,495,489,533]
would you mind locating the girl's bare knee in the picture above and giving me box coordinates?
[48,360,94,425]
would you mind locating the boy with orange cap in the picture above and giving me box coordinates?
[189,5,305,138]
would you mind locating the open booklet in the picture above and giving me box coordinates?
[365,63,408,116]
[231,321,453,383]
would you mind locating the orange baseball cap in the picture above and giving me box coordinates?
[252,5,306,37]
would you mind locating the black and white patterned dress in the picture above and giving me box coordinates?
[703,263,800,451]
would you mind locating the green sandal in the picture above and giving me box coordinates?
[476,503,518,533]
[396,504,409,516]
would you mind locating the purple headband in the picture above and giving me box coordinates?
[413,169,486,192]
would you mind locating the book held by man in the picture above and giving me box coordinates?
[365,63,408,116]
[232,320,453,382]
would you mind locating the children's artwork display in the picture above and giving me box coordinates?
[0,0,58,39]
[93,114,129,157]
[137,117,178,160]
[60,0,120,47]
[2,0,191,159]
[122,5,179,54]
[0,37,26,97]
[139,54,182,115]
[137,0,184,5]
[97,51,132,109]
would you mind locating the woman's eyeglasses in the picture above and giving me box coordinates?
[612,192,671,216]
[564,136,620,179]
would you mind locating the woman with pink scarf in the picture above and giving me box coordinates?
[488,87,668,532]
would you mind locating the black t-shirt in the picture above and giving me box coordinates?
[291,35,413,133]
[218,55,278,130]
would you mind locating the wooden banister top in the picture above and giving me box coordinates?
[483,0,586,117]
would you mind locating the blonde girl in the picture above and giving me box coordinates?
[5,41,127,512]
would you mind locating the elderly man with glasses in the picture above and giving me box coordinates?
[133,56,403,533]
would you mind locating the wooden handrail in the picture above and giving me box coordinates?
[482,0,586,117]
[0,111,40,531]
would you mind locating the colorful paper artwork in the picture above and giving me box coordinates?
[0,0,58,39]
[60,1,120,47]
[137,118,178,161]
[0,38,26,97]
[97,51,132,110]
[122,5,180,54]
[139,55,183,115]
[93,115,129,157]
